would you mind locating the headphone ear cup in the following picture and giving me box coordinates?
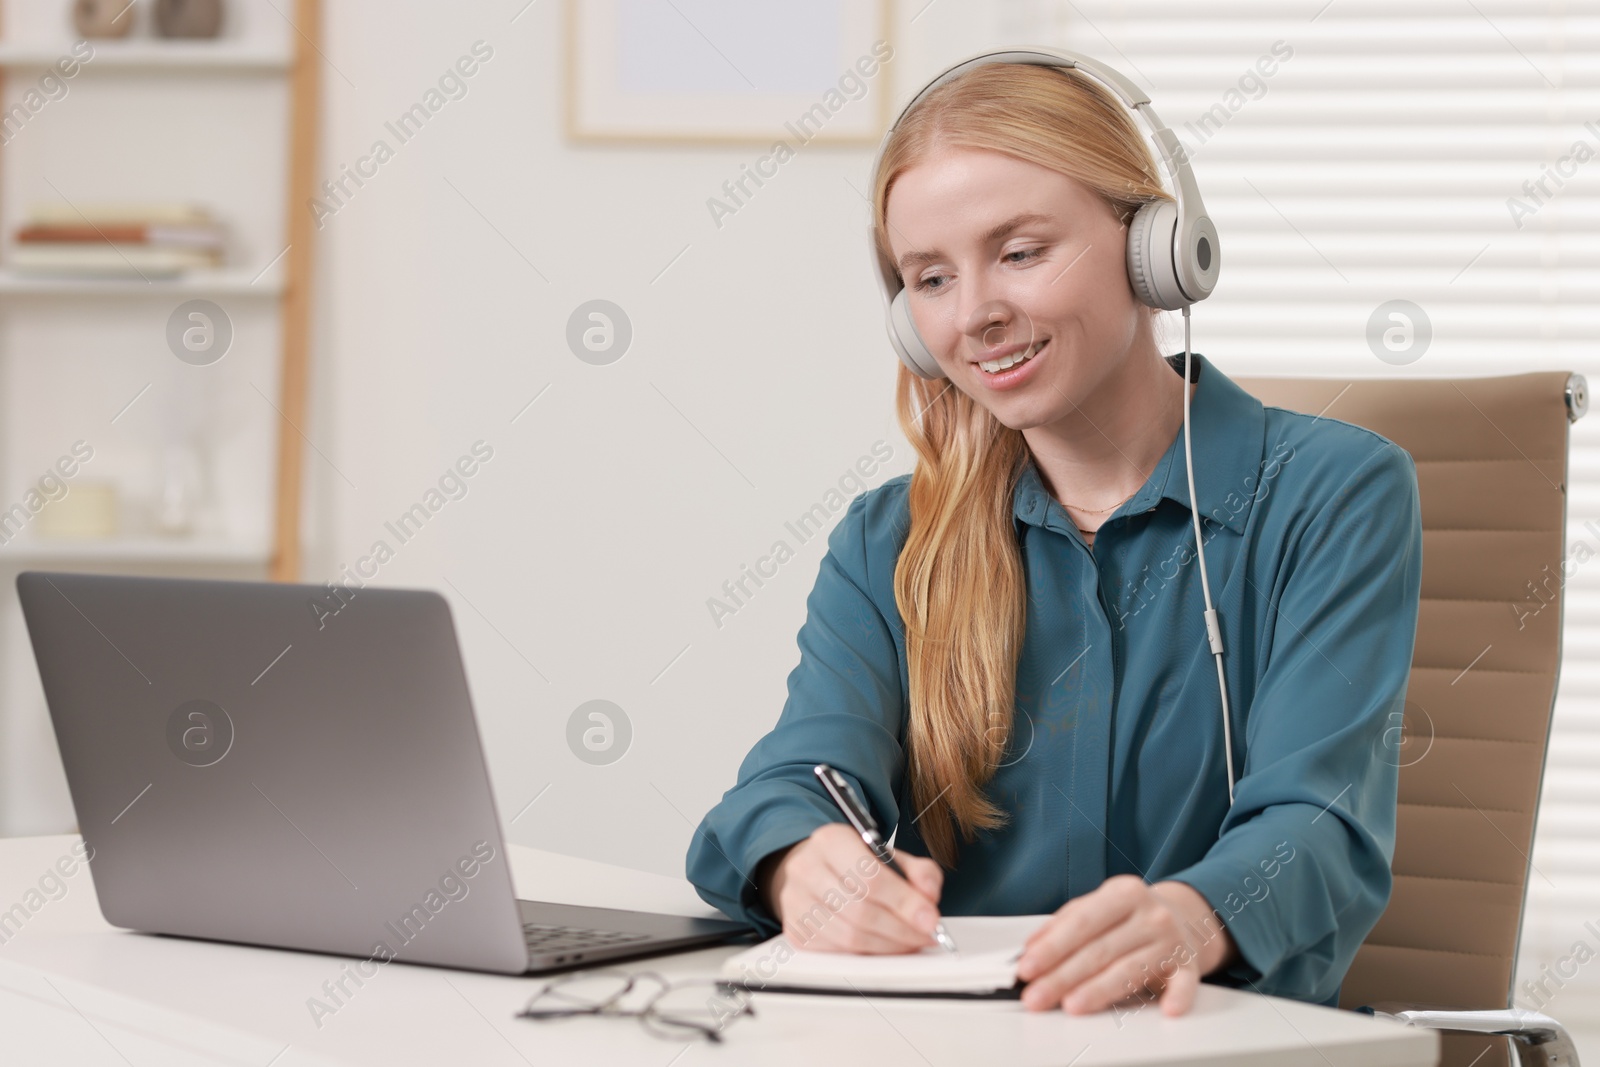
[1125,199,1185,311]
[887,287,946,379]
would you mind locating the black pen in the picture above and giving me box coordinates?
[812,763,958,953]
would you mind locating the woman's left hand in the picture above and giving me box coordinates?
[1015,875,1236,1015]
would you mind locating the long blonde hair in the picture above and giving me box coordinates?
[873,62,1172,869]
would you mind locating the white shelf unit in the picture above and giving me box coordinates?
[0,267,286,295]
[0,537,270,563]
[0,0,321,837]
[0,40,291,71]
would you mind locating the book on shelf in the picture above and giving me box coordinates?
[9,244,220,276]
[23,202,215,225]
[17,223,225,250]
[9,202,225,277]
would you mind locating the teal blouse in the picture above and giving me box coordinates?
[685,352,1423,1008]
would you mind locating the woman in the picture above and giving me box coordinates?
[685,58,1422,1017]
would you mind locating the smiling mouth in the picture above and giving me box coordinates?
[975,338,1047,374]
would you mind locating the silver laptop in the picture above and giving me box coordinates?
[17,571,753,975]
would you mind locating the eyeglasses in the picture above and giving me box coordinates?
[515,969,756,1043]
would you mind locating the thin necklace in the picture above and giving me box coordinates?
[1063,485,1139,537]
[1060,485,1140,515]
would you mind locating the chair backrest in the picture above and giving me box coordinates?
[1233,370,1582,1067]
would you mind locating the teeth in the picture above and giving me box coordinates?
[979,340,1045,374]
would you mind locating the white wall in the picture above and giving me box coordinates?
[301,1,1018,880]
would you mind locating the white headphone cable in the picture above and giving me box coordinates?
[1180,304,1236,808]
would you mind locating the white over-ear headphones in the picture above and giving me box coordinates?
[867,48,1239,808]
[867,47,1221,381]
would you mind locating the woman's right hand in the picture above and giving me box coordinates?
[756,823,946,953]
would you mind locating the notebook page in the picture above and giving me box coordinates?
[719,914,1051,994]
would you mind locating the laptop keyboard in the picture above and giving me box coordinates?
[523,922,651,954]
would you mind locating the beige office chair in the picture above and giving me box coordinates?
[1234,369,1588,1067]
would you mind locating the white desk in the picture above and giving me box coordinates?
[0,834,1437,1066]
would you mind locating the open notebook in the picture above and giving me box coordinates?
[719,915,1050,998]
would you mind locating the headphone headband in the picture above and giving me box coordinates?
[868,47,1221,378]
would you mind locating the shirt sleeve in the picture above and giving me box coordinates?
[684,489,908,938]
[1163,440,1423,1005]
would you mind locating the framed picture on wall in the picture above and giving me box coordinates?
[565,0,895,145]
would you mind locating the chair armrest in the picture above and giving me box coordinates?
[1361,1003,1579,1067]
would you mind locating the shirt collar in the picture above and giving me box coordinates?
[1012,352,1266,538]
